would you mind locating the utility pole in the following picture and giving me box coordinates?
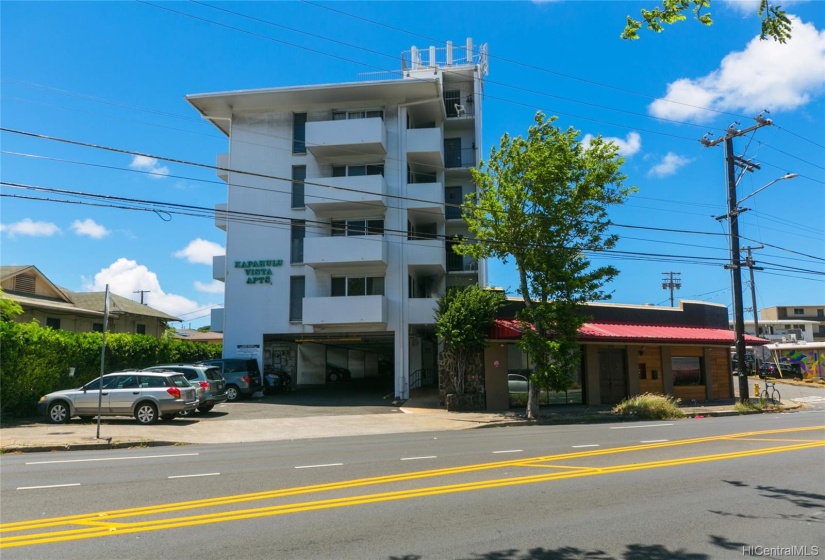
[133,290,151,305]
[701,113,772,402]
[661,272,682,307]
[742,245,764,333]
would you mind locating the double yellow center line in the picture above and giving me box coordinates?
[2,426,822,548]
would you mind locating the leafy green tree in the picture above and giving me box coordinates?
[458,112,634,419]
[435,286,504,396]
[0,288,23,321]
[622,0,792,43]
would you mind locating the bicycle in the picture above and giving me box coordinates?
[759,380,781,404]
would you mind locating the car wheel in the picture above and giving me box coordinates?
[47,401,70,424]
[225,385,240,402]
[198,405,214,413]
[328,372,339,383]
[160,414,177,421]
[135,402,159,424]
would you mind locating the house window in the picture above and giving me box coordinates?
[93,323,104,332]
[332,110,383,120]
[46,317,61,330]
[793,308,804,315]
[289,276,305,322]
[293,113,307,154]
[291,220,305,263]
[330,219,383,236]
[332,164,384,177]
[672,357,704,386]
[136,324,146,335]
[292,166,306,208]
[818,309,824,317]
[331,276,384,297]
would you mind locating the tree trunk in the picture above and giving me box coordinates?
[526,380,539,419]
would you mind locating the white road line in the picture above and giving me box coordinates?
[168,473,220,479]
[609,423,673,430]
[572,444,600,448]
[294,463,344,469]
[400,456,437,461]
[641,439,669,443]
[492,450,523,454]
[26,453,199,465]
[17,483,81,490]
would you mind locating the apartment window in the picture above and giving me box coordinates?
[672,357,704,386]
[293,113,307,154]
[331,219,384,237]
[46,317,61,330]
[331,276,384,297]
[793,308,804,315]
[292,165,306,208]
[92,323,104,332]
[332,110,383,120]
[445,186,462,219]
[289,276,305,321]
[332,164,384,177]
[818,309,824,317]
[291,219,305,263]
[136,324,146,335]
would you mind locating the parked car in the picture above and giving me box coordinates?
[508,373,528,393]
[759,362,804,380]
[143,364,227,414]
[326,363,351,383]
[194,358,262,401]
[37,370,198,425]
[263,367,292,394]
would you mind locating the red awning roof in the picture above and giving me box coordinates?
[491,319,769,346]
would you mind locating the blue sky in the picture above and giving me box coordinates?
[1,1,823,329]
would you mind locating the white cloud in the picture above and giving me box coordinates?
[195,280,225,294]
[648,152,693,178]
[0,218,61,238]
[70,218,110,239]
[581,132,642,157]
[720,0,806,15]
[129,155,170,179]
[174,238,225,265]
[649,16,825,122]
[84,258,201,319]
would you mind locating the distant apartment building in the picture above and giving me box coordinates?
[759,305,825,343]
[187,39,488,399]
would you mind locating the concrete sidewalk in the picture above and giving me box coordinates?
[0,392,801,454]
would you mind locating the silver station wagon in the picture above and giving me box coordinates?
[37,370,198,424]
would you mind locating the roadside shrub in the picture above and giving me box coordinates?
[612,393,685,420]
[734,399,782,413]
[0,321,221,419]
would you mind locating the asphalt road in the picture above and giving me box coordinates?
[2,410,823,559]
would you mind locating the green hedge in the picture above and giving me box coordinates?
[0,321,222,419]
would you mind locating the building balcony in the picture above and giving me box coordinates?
[212,255,226,282]
[444,148,476,169]
[304,235,387,270]
[210,308,224,333]
[407,128,443,169]
[306,117,387,161]
[305,174,386,215]
[408,297,438,325]
[406,239,445,274]
[216,153,229,183]
[303,295,387,327]
[406,182,444,220]
[215,203,228,231]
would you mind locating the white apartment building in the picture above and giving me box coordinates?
[187,39,488,399]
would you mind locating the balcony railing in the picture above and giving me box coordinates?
[444,148,476,169]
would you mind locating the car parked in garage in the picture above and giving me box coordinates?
[37,370,198,424]
[326,363,351,383]
[143,364,228,414]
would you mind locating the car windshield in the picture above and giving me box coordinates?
[168,374,191,388]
